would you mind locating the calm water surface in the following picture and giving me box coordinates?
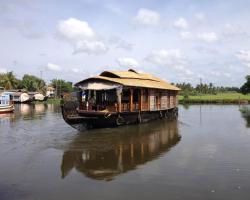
[1,104,250,200]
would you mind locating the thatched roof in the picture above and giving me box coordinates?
[75,69,180,91]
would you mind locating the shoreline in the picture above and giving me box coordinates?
[178,93,250,104]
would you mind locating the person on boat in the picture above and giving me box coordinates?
[87,96,95,111]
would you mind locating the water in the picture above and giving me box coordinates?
[1,104,250,200]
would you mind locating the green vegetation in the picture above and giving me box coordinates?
[0,72,18,90]
[176,82,240,96]
[33,98,61,105]
[175,79,250,104]
[51,79,74,96]
[179,92,250,104]
[2,70,250,105]
[240,75,250,94]
[0,71,74,98]
[22,74,46,93]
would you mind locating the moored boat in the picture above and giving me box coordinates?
[61,69,180,130]
[34,93,48,101]
[29,92,48,102]
[13,92,33,103]
[0,93,14,114]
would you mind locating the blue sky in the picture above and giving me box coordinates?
[1,0,250,86]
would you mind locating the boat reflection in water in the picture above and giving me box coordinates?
[61,119,181,181]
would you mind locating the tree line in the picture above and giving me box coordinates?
[175,82,240,96]
[2,71,250,96]
[0,71,73,96]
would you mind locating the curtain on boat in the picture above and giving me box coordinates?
[78,81,122,90]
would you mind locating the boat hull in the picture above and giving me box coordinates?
[62,105,178,130]
[0,105,14,114]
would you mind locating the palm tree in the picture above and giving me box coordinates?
[35,79,46,94]
[0,71,17,90]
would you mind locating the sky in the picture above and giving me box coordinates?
[1,0,250,86]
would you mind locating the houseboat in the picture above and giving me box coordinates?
[28,92,48,102]
[0,92,14,114]
[61,69,180,130]
[13,92,33,103]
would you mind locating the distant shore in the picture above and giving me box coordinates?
[178,92,250,104]
[33,93,250,105]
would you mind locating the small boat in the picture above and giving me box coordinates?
[12,92,33,103]
[61,69,180,130]
[28,92,48,102]
[34,93,48,101]
[0,92,14,114]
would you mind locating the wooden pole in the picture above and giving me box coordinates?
[148,89,150,111]
[140,89,143,111]
[130,88,133,112]
[118,91,122,113]
[159,90,161,109]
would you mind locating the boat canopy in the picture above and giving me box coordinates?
[75,69,180,91]
[77,80,122,90]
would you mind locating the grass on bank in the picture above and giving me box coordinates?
[33,98,61,104]
[178,92,250,104]
[34,93,250,105]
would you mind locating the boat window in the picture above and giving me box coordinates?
[133,89,140,103]
[142,89,148,103]
[121,89,130,103]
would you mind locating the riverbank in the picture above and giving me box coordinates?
[34,93,250,105]
[33,98,61,105]
[178,92,250,104]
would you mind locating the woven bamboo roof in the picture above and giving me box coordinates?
[75,69,180,91]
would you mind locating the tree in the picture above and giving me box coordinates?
[22,74,46,92]
[51,79,73,97]
[0,71,18,90]
[240,75,250,94]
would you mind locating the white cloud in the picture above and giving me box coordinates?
[145,49,196,76]
[0,68,7,73]
[194,13,205,21]
[180,31,193,39]
[223,23,244,35]
[197,32,218,43]
[0,18,44,39]
[179,31,219,43]
[184,69,194,75]
[145,49,187,68]
[134,8,160,26]
[47,63,62,71]
[209,71,232,78]
[109,36,134,51]
[174,18,189,29]
[235,50,250,62]
[235,50,250,67]
[117,57,139,68]
[57,18,108,55]
[105,4,123,15]
[71,68,80,73]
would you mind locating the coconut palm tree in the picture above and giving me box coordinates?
[35,79,46,94]
[0,71,17,90]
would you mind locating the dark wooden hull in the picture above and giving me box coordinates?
[13,99,33,104]
[61,104,178,130]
